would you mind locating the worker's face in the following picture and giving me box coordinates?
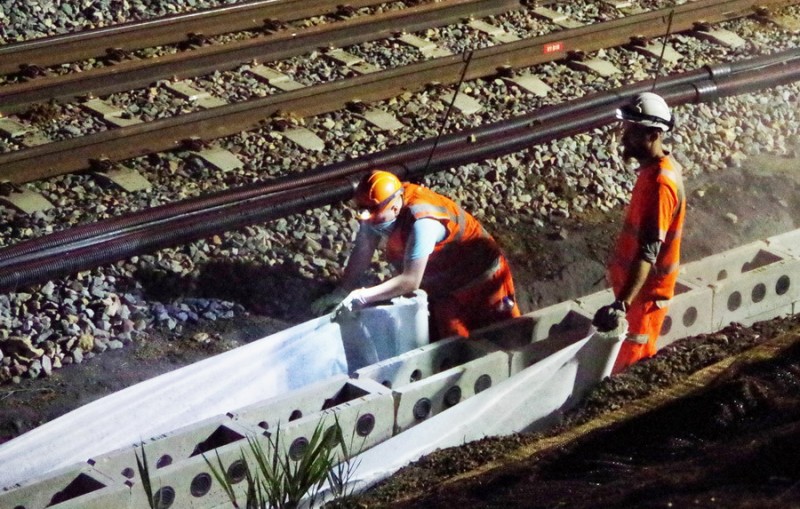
[621,124,659,161]
[360,194,402,225]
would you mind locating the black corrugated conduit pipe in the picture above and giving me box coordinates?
[0,180,354,292]
[0,49,799,292]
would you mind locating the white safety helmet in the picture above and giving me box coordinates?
[616,92,673,132]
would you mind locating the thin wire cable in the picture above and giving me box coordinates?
[651,10,675,91]
[421,49,474,173]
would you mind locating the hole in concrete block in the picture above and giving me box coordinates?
[474,374,492,394]
[660,315,672,336]
[776,275,791,296]
[546,310,593,341]
[727,291,742,312]
[381,380,392,388]
[439,356,455,372]
[289,409,303,421]
[752,283,767,303]
[409,369,422,383]
[154,486,175,508]
[444,386,462,407]
[121,467,135,479]
[156,454,173,469]
[258,421,269,430]
[322,383,370,410]
[682,307,698,327]
[228,459,247,484]
[357,414,376,437]
[190,473,212,497]
[717,269,728,281]
[741,249,783,272]
[413,398,432,420]
[48,473,106,505]
[289,437,309,460]
[191,426,245,457]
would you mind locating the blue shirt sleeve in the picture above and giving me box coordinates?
[405,218,446,261]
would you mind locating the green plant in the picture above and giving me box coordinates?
[204,415,365,508]
[134,442,156,509]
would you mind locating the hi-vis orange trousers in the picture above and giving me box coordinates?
[612,299,669,374]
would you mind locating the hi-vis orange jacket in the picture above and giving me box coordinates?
[385,183,501,297]
[608,156,686,302]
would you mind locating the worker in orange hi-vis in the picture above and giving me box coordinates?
[312,170,520,340]
[592,92,686,374]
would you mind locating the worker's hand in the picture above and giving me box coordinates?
[333,289,368,318]
[592,300,627,332]
[310,288,348,316]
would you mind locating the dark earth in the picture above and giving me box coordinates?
[2,151,800,507]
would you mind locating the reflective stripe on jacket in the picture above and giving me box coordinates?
[385,183,502,298]
[609,156,686,301]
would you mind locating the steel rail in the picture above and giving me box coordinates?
[1,49,798,292]
[0,0,404,75]
[0,0,520,114]
[1,0,794,185]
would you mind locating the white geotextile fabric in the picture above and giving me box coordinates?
[0,315,348,489]
[316,328,623,503]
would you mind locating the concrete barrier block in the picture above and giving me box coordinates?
[575,289,615,317]
[235,377,396,455]
[656,278,714,349]
[472,302,595,375]
[0,464,122,509]
[230,375,352,429]
[680,241,780,285]
[393,351,510,433]
[353,337,500,390]
[86,415,257,489]
[473,302,594,347]
[708,258,800,329]
[766,229,800,260]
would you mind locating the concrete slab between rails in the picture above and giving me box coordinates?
[0,186,54,214]
[360,109,406,131]
[441,91,483,115]
[504,73,551,97]
[694,28,746,49]
[246,64,306,91]
[568,58,621,77]
[193,147,244,172]
[531,6,584,29]
[93,165,152,193]
[280,127,326,152]
[631,42,683,64]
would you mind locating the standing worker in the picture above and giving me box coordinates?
[592,92,686,373]
[312,170,521,339]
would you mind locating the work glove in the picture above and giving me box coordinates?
[310,288,348,316]
[333,289,369,319]
[592,300,627,332]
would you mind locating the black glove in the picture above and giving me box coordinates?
[592,300,627,332]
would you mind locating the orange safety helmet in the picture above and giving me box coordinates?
[354,170,403,212]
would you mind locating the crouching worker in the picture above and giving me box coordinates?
[312,170,521,339]
[592,92,686,373]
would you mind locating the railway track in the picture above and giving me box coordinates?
[0,0,796,184]
[0,0,799,393]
